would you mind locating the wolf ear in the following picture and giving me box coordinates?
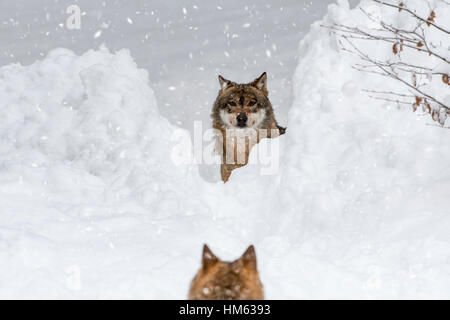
[239,245,258,271]
[202,244,219,270]
[251,72,267,93]
[218,75,234,90]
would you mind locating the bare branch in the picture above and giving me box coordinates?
[325,22,450,64]
[362,89,416,98]
[323,1,450,126]
[342,36,449,111]
[372,0,450,35]
[366,95,415,106]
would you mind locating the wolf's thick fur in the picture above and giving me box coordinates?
[211,72,285,182]
[188,245,264,300]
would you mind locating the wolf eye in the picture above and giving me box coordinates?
[248,101,256,106]
[228,101,236,106]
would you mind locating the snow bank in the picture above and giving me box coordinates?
[1,0,450,299]
[272,0,450,298]
[0,47,204,298]
[205,0,450,298]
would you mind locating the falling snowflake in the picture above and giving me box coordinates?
[94,30,102,38]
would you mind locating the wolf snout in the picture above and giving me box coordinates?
[236,112,248,127]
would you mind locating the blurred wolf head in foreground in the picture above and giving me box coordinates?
[211,72,286,182]
[188,244,264,300]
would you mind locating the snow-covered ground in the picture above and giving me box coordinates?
[1,0,450,299]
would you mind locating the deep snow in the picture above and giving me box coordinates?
[1,0,450,299]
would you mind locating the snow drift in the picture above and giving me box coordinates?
[0,0,450,299]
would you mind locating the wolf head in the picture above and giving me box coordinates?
[188,244,264,300]
[212,72,275,130]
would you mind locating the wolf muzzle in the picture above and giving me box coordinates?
[236,112,248,127]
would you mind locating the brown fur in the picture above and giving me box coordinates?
[211,72,285,182]
[188,245,264,300]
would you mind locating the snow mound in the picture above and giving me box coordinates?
[273,0,450,298]
[0,47,200,212]
[211,0,450,298]
[1,0,450,299]
[0,48,205,298]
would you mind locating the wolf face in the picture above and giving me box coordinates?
[212,72,276,130]
[211,72,286,182]
[188,245,264,300]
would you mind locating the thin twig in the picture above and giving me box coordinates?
[327,23,450,64]
[362,89,416,98]
[372,0,450,35]
[367,95,414,105]
[342,36,449,111]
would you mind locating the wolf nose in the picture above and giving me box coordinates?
[236,113,247,127]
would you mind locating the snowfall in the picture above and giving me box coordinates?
[0,0,449,299]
